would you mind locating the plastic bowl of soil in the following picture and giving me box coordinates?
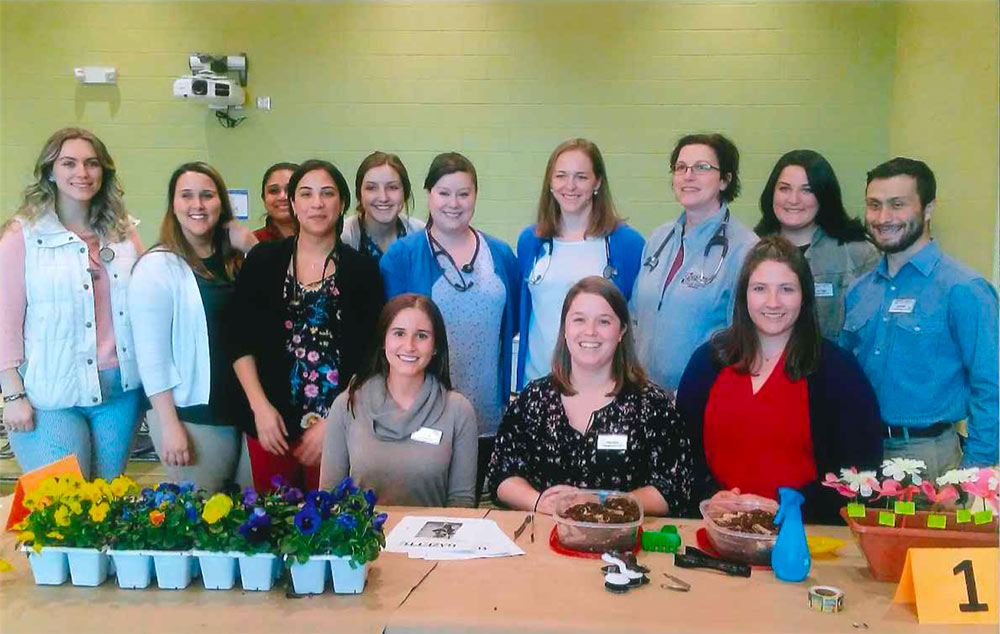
[699,497,780,565]
[553,490,644,554]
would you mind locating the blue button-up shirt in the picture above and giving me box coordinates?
[840,241,999,466]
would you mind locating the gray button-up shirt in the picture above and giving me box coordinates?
[803,227,879,340]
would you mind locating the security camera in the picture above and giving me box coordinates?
[172,75,245,110]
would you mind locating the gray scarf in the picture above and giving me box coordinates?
[357,374,447,441]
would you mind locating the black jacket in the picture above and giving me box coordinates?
[229,237,384,442]
[676,339,884,524]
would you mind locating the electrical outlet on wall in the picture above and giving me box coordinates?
[256,96,271,110]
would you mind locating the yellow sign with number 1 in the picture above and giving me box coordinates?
[894,548,998,624]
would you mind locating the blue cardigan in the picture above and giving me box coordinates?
[675,339,884,524]
[515,223,645,390]
[379,229,520,400]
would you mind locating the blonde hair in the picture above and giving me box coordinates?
[12,128,130,241]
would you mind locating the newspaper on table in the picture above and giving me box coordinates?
[385,515,525,560]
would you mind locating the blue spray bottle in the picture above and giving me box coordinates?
[771,487,811,582]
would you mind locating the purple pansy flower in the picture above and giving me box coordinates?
[294,504,321,535]
[242,487,258,507]
[373,513,388,532]
[336,513,357,532]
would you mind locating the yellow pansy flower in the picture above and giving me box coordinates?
[109,476,134,498]
[89,502,110,523]
[54,505,71,527]
[45,531,64,541]
[17,530,35,544]
[202,494,234,525]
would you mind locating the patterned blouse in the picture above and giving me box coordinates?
[486,376,695,515]
[282,266,342,428]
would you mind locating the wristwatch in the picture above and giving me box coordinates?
[3,391,27,403]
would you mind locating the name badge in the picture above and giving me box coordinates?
[814,282,834,298]
[597,434,628,451]
[889,298,917,314]
[410,427,443,445]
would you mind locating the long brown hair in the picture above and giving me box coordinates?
[353,151,413,215]
[711,235,820,380]
[348,294,452,414]
[151,162,243,281]
[11,127,130,241]
[550,276,648,396]
[535,138,621,239]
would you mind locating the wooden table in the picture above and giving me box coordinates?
[1,499,994,634]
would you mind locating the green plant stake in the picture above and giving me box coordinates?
[956,509,973,523]
[973,510,994,525]
[894,501,916,515]
[846,503,866,518]
[926,514,947,529]
[877,511,896,527]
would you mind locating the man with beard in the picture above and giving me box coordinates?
[840,157,998,481]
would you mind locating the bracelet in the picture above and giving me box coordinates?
[2,392,26,404]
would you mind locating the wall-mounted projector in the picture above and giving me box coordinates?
[172,75,245,110]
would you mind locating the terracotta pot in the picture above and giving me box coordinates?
[840,507,998,582]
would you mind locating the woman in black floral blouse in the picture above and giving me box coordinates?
[486,276,694,516]
[231,159,384,492]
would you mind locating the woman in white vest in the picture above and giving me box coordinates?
[0,128,144,480]
[129,162,256,491]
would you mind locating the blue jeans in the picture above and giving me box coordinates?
[8,368,143,480]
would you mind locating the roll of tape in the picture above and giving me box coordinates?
[808,585,844,613]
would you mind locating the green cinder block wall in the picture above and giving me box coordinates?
[1,1,996,279]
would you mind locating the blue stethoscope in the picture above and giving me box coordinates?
[527,235,616,285]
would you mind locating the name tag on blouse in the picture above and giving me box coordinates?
[410,427,443,445]
[889,298,917,314]
[597,434,628,451]
[814,282,834,297]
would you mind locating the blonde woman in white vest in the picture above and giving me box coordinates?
[0,128,144,480]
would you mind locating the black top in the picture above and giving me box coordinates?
[485,376,696,516]
[229,237,385,442]
[176,252,237,426]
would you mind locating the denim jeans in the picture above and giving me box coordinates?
[8,368,143,480]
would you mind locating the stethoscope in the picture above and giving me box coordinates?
[643,209,730,308]
[428,228,481,292]
[527,235,617,285]
[358,216,408,257]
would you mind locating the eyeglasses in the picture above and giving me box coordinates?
[671,162,720,176]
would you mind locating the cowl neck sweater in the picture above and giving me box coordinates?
[357,374,447,441]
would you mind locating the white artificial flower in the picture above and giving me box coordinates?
[840,468,878,496]
[936,468,979,486]
[881,458,927,484]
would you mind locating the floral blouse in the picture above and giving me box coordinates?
[283,268,342,428]
[486,376,695,516]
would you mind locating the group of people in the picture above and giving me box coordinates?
[1,127,996,524]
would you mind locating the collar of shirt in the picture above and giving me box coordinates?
[876,239,941,280]
[677,204,729,247]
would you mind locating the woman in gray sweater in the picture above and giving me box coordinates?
[319,294,478,507]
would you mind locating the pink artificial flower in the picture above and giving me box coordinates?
[920,481,959,506]
[821,473,857,499]
[960,468,1000,512]
[872,479,919,501]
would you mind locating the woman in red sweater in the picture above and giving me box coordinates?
[676,235,883,523]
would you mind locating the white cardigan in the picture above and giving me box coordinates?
[128,250,211,407]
